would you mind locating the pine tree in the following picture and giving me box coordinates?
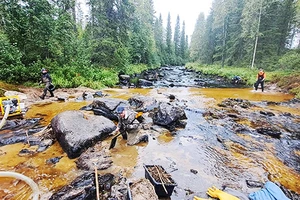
[174,15,181,58]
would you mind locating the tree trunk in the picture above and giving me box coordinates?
[251,0,263,68]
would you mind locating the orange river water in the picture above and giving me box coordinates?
[0,87,299,200]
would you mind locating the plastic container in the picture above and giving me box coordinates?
[143,165,177,197]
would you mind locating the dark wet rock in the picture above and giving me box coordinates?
[281,112,292,117]
[56,93,69,101]
[280,98,300,108]
[18,149,35,156]
[169,94,176,101]
[93,107,119,121]
[27,137,41,146]
[118,74,131,86]
[259,110,275,116]
[82,91,94,100]
[266,101,280,106]
[246,180,264,188]
[227,113,239,119]
[80,104,93,111]
[141,69,159,81]
[89,98,128,120]
[218,98,252,109]
[51,111,116,159]
[110,177,128,200]
[203,110,220,119]
[0,126,44,146]
[126,129,149,146]
[256,127,282,139]
[138,78,153,87]
[128,95,158,112]
[46,156,63,165]
[94,91,104,97]
[276,139,300,173]
[90,98,128,120]
[49,172,115,200]
[274,116,300,139]
[76,143,113,171]
[153,102,187,131]
[279,184,300,200]
[37,139,54,152]
[0,118,40,132]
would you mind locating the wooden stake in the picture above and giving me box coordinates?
[25,130,30,146]
[94,166,100,200]
[155,165,168,195]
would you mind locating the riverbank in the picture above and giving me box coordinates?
[186,63,300,98]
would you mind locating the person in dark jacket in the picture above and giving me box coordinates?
[40,68,54,99]
[254,68,266,92]
[115,106,148,145]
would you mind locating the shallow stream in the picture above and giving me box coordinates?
[0,66,299,200]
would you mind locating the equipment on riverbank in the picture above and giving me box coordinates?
[0,96,22,118]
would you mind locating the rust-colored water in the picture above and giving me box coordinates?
[0,87,298,199]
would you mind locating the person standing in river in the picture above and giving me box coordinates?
[254,68,266,92]
[39,68,54,99]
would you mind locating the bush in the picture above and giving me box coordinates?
[278,50,300,70]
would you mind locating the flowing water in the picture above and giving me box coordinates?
[0,66,299,200]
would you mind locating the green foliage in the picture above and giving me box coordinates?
[52,65,119,89]
[122,64,149,75]
[186,62,260,86]
[277,50,300,70]
[0,32,23,68]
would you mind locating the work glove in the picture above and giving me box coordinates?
[207,186,240,200]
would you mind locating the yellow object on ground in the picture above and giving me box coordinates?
[0,96,21,117]
[193,196,208,200]
[194,186,240,200]
[207,186,240,200]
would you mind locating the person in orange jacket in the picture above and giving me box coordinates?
[254,68,266,92]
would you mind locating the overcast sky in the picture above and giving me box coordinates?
[152,0,213,38]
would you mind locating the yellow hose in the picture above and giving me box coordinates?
[0,171,40,200]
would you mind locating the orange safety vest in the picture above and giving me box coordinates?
[257,71,266,80]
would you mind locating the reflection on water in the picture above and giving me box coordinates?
[0,87,299,199]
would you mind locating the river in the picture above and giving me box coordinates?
[0,66,299,200]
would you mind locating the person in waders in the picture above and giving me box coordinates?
[109,106,147,149]
[254,68,266,92]
[39,68,54,99]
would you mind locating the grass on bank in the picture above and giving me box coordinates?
[186,63,300,99]
[0,63,153,94]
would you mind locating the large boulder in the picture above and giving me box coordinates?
[128,95,158,112]
[89,98,128,121]
[153,102,187,131]
[51,111,116,158]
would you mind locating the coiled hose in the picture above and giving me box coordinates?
[0,171,40,200]
[0,105,10,130]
